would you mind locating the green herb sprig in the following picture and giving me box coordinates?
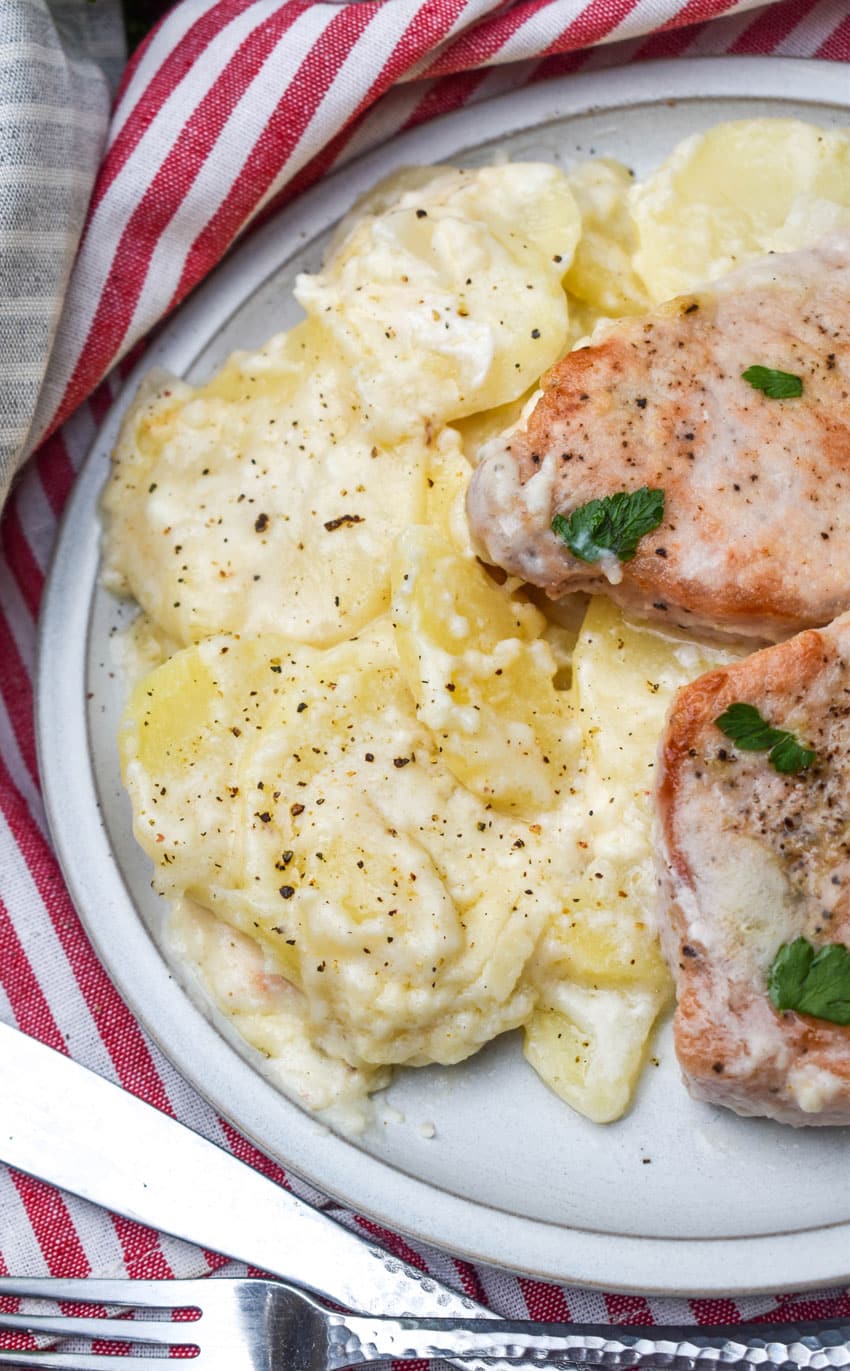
[742,366,803,399]
[714,702,816,776]
[551,486,665,565]
[768,937,850,1025]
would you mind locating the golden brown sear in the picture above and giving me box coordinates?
[467,235,850,642]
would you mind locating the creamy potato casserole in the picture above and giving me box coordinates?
[102,119,850,1129]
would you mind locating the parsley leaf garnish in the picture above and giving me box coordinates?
[742,366,803,399]
[714,702,816,775]
[768,937,850,1025]
[551,486,664,565]
[714,702,786,751]
[767,733,817,775]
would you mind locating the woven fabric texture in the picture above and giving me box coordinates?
[0,0,122,502]
[2,0,850,1349]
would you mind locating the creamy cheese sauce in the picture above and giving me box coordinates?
[106,120,850,1130]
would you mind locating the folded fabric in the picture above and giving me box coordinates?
[0,0,797,505]
[0,0,122,502]
[3,0,850,1344]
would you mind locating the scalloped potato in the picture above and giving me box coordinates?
[102,163,577,650]
[102,322,430,647]
[524,599,740,1122]
[391,526,578,814]
[563,158,649,330]
[107,120,850,1130]
[122,620,564,1082]
[295,164,580,440]
[631,119,850,302]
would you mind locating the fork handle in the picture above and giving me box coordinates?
[333,1315,850,1369]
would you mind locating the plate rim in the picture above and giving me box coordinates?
[36,55,850,1297]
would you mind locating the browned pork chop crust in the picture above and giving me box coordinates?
[655,613,850,1125]
[467,235,850,642]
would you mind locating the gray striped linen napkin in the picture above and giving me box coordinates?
[0,0,123,505]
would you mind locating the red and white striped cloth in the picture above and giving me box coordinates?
[3,0,850,1349]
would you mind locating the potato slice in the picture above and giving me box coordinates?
[564,159,649,326]
[120,633,295,911]
[423,427,476,556]
[391,526,578,814]
[532,597,738,996]
[523,600,742,1120]
[524,985,663,1124]
[102,319,429,648]
[296,164,579,441]
[631,118,850,302]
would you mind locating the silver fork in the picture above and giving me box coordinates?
[1,1276,850,1371]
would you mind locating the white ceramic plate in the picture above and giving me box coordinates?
[37,57,850,1297]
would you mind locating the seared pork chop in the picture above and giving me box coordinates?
[655,612,850,1125]
[467,234,850,642]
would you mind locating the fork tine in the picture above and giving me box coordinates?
[0,1311,196,1346]
[0,1277,208,1308]
[0,1355,151,1371]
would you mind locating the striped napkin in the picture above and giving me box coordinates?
[3,0,850,1348]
